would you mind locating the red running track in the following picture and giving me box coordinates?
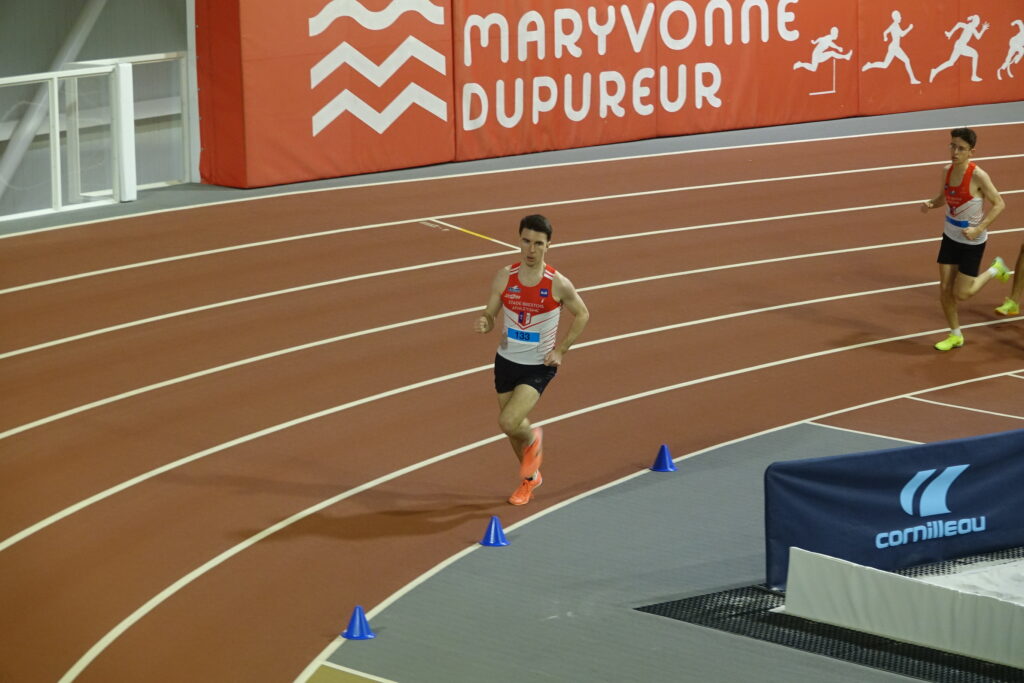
[0,124,1022,683]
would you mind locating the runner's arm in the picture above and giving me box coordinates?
[544,274,590,366]
[920,168,946,213]
[968,167,1005,237]
[474,266,510,334]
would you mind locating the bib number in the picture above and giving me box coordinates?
[507,329,539,343]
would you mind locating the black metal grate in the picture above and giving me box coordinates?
[637,552,1024,683]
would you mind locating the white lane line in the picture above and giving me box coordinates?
[908,396,1024,421]
[0,251,515,361]
[7,214,1023,439]
[0,280,924,548]
[0,237,947,443]
[320,662,398,682]
[22,307,1024,589]
[805,421,922,444]
[0,307,471,440]
[59,336,1024,682]
[5,154,1023,294]
[5,190,1021,365]
[8,121,1023,241]
[296,367,1020,680]
[0,363,490,554]
[0,222,413,295]
[7,211,1024,362]
[0,281,1003,553]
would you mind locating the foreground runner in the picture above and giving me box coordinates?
[920,127,1008,351]
[473,215,590,505]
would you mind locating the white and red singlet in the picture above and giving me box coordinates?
[497,263,561,365]
[943,162,985,244]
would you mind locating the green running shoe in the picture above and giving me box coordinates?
[995,297,1020,316]
[990,256,1011,283]
[934,334,964,351]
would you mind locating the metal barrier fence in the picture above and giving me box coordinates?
[0,52,189,222]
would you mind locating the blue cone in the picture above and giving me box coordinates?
[480,515,510,546]
[650,444,677,472]
[341,605,376,640]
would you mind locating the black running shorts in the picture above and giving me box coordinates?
[936,233,986,277]
[493,353,557,395]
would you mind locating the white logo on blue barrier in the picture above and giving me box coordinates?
[875,464,986,549]
[899,465,969,517]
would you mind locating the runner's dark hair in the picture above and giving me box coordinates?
[519,214,552,240]
[951,127,977,148]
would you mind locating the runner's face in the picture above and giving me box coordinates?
[519,228,550,267]
[949,138,973,164]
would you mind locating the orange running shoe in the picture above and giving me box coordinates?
[508,472,543,506]
[519,427,543,479]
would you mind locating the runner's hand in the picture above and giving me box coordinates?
[543,349,563,367]
[474,315,492,333]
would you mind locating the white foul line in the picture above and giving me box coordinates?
[908,396,1024,421]
[805,421,922,444]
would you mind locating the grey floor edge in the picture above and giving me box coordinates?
[330,424,920,683]
[2,101,1021,237]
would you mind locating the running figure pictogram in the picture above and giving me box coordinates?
[793,27,853,71]
[862,10,920,84]
[930,15,990,83]
[996,19,1024,80]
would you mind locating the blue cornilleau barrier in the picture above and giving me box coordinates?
[764,429,1024,591]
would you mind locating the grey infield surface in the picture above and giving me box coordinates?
[328,423,921,683]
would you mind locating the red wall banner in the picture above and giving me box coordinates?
[198,0,456,187]
[197,0,1024,188]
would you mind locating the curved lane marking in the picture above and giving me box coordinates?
[5,202,1022,360]
[47,324,1024,680]
[1,238,949,441]
[0,251,514,360]
[4,156,1022,294]
[0,284,1004,552]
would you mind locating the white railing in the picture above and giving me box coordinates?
[0,52,189,222]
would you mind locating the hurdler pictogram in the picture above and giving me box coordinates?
[793,27,853,72]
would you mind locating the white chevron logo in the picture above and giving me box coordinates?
[310,35,446,88]
[309,0,444,36]
[312,82,448,135]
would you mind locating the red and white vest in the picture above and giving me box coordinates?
[497,263,561,365]
[943,162,985,244]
